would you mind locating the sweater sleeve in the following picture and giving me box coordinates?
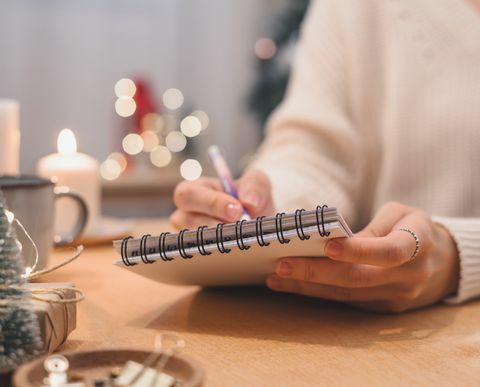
[433,216,480,303]
[249,0,366,228]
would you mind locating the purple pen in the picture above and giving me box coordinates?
[207,145,251,221]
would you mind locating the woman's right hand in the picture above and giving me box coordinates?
[170,169,276,230]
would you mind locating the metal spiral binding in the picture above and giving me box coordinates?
[294,209,310,241]
[235,220,250,251]
[158,232,173,261]
[122,205,331,266]
[255,216,270,247]
[275,212,290,244]
[196,225,212,256]
[215,223,231,253]
[178,229,193,259]
[140,234,154,264]
[316,205,331,237]
[121,236,136,266]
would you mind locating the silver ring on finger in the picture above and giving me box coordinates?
[399,228,420,260]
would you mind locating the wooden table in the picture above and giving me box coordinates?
[40,219,480,387]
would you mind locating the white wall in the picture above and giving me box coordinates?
[0,0,286,174]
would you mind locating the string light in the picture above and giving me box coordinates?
[115,97,136,117]
[254,37,277,60]
[150,145,172,167]
[180,159,202,181]
[5,209,14,224]
[122,133,144,155]
[162,88,184,110]
[191,110,210,130]
[165,131,187,152]
[180,116,202,137]
[114,78,136,98]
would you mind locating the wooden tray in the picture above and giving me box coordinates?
[13,348,204,387]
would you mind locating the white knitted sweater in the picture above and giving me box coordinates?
[251,0,480,303]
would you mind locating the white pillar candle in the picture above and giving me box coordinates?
[37,129,100,236]
[0,99,20,175]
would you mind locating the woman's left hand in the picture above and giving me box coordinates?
[266,201,460,313]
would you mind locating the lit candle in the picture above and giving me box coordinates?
[37,129,100,236]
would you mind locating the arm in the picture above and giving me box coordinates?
[433,216,480,303]
[250,0,366,227]
[170,0,366,230]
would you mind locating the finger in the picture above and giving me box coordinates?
[275,258,394,288]
[191,176,224,191]
[237,169,272,215]
[324,230,418,267]
[266,275,395,302]
[169,210,222,230]
[174,180,243,222]
[356,201,414,237]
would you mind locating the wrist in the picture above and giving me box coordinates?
[435,222,460,297]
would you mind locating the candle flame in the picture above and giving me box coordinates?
[57,129,77,155]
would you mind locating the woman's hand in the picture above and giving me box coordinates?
[267,202,460,313]
[170,169,275,229]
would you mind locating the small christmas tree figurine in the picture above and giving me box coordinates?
[0,191,42,372]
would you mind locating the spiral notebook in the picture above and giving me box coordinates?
[112,205,352,286]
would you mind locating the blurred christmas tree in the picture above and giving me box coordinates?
[0,192,42,372]
[248,0,310,131]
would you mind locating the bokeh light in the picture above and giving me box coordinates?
[254,37,277,60]
[141,131,160,152]
[122,133,144,155]
[180,159,202,181]
[6,209,14,224]
[180,116,202,137]
[115,97,136,117]
[191,110,210,130]
[162,88,184,110]
[100,159,122,181]
[165,131,187,152]
[150,145,172,168]
[108,152,127,172]
[142,113,165,133]
[114,78,136,98]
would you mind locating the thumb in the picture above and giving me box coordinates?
[356,201,414,237]
[237,169,272,216]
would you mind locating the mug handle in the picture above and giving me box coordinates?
[53,186,89,246]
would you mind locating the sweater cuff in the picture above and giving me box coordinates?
[432,216,480,304]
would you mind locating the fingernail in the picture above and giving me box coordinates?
[242,191,261,209]
[277,261,293,277]
[267,276,281,289]
[225,203,242,221]
[325,240,343,257]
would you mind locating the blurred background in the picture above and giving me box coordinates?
[0,0,309,218]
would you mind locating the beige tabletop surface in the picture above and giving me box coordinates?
[39,218,480,387]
